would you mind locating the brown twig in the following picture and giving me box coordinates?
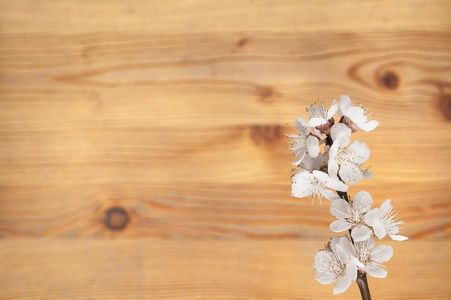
[356,271,372,300]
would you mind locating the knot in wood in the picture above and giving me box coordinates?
[250,125,282,146]
[104,206,129,231]
[380,71,399,90]
[257,85,277,103]
[237,37,249,47]
[439,93,451,121]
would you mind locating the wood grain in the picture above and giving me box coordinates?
[0,182,450,239]
[0,0,450,298]
[1,0,451,33]
[0,240,450,299]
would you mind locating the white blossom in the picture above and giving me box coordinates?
[328,123,371,184]
[291,170,348,205]
[338,95,379,132]
[364,199,408,241]
[339,237,394,278]
[286,116,320,166]
[299,152,326,172]
[307,100,338,136]
[330,191,374,242]
[314,236,358,294]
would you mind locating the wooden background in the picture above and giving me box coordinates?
[0,0,450,299]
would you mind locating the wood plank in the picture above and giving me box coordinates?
[1,0,451,34]
[0,31,450,190]
[0,240,449,299]
[0,32,450,115]
[0,123,449,185]
[0,182,449,238]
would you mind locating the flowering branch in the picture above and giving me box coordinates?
[337,188,371,299]
[287,95,407,298]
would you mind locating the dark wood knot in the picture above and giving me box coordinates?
[439,93,451,121]
[104,206,129,231]
[237,37,249,47]
[257,85,278,103]
[250,125,282,146]
[379,71,399,90]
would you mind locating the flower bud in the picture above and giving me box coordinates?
[316,117,335,134]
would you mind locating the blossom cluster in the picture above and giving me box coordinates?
[287,95,407,295]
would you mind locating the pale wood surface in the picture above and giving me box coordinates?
[0,0,450,299]
[0,240,449,299]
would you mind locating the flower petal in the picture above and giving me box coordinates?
[313,127,324,140]
[366,263,387,278]
[328,159,340,181]
[292,148,307,166]
[348,140,370,164]
[351,225,372,242]
[359,120,379,132]
[327,99,338,120]
[351,256,365,269]
[326,179,349,192]
[292,170,312,182]
[366,237,376,249]
[371,245,393,263]
[345,262,357,280]
[300,153,325,172]
[315,274,335,284]
[339,236,356,258]
[309,117,327,127]
[380,199,392,215]
[353,191,373,213]
[291,182,311,198]
[330,199,349,218]
[333,277,352,295]
[329,143,339,159]
[312,170,330,182]
[291,142,307,157]
[339,161,363,184]
[322,190,341,201]
[372,219,387,240]
[330,123,351,147]
[295,116,310,135]
[306,135,320,158]
[338,95,352,116]
[389,234,408,241]
[330,220,351,232]
[364,208,380,226]
[330,237,340,249]
[346,106,367,125]
[315,250,332,264]
[335,244,351,265]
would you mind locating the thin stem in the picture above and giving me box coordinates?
[327,133,371,300]
[337,190,349,202]
[325,133,334,148]
[356,271,372,300]
[325,133,333,147]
